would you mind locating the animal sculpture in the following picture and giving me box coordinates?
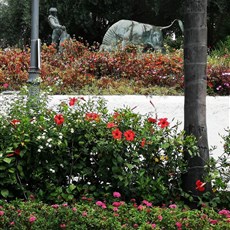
[99,19,184,52]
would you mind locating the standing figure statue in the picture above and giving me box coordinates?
[48,7,70,51]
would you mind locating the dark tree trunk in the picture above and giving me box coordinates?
[183,0,211,202]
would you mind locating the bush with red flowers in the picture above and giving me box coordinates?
[1,90,229,209]
[0,89,202,205]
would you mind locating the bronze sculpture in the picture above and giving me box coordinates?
[48,7,70,51]
[99,19,184,52]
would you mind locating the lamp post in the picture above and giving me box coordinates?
[27,0,41,98]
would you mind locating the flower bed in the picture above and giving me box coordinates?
[0,193,230,229]
[0,40,229,95]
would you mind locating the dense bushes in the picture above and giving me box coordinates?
[0,196,230,229]
[0,90,229,208]
[0,91,199,204]
[0,39,229,95]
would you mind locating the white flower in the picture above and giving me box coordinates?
[38,149,41,153]
[70,128,74,133]
[50,168,55,173]
[47,138,52,143]
[37,136,41,140]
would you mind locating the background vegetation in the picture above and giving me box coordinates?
[0,0,230,49]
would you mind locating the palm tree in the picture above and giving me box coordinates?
[183,0,211,201]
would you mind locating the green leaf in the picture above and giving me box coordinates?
[3,158,12,164]
[69,184,76,192]
[1,189,9,198]
[0,166,6,170]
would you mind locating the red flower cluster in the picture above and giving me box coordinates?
[196,180,205,192]
[85,112,100,122]
[158,118,169,128]
[54,114,65,125]
[69,97,78,106]
[112,128,135,141]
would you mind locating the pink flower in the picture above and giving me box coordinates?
[112,201,122,207]
[96,201,104,206]
[209,219,218,225]
[219,209,230,216]
[29,216,37,223]
[82,211,87,216]
[62,203,68,207]
[60,223,66,228]
[151,223,156,228]
[113,207,118,212]
[10,222,15,226]
[0,210,4,216]
[137,205,144,211]
[51,204,59,209]
[72,207,77,212]
[169,204,177,209]
[176,222,182,228]
[133,223,139,228]
[113,191,121,198]
[158,215,163,221]
[3,83,9,89]
[96,201,106,209]
[142,200,152,207]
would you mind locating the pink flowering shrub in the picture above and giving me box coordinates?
[0,195,229,229]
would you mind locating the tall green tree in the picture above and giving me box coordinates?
[0,0,30,48]
[183,0,211,203]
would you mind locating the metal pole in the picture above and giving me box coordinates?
[28,0,40,98]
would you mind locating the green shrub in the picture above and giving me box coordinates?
[0,89,199,204]
[0,196,230,229]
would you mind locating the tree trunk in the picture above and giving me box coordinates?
[183,0,211,200]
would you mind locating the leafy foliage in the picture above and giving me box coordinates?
[0,90,200,204]
[0,40,229,95]
[0,196,230,229]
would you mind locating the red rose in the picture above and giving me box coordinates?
[158,118,169,128]
[54,114,64,125]
[112,128,122,140]
[124,130,135,141]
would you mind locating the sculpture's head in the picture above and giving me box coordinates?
[49,7,57,16]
